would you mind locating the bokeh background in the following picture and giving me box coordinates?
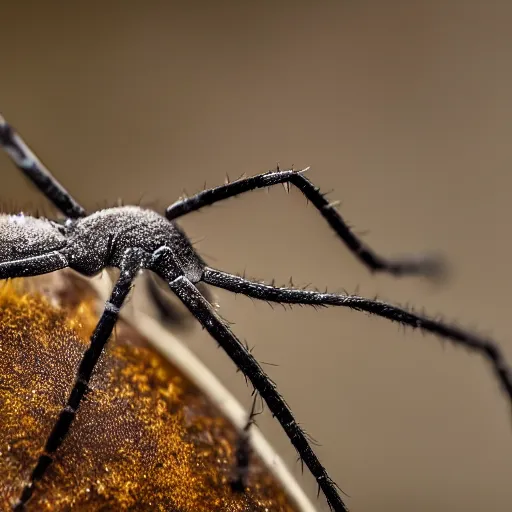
[1,2,512,511]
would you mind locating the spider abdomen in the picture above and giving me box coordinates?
[0,214,66,262]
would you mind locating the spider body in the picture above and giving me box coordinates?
[0,207,204,282]
[0,114,511,512]
[65,207,204,280]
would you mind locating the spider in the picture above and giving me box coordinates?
[0,113,511,512]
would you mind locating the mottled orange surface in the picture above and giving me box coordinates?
[0,274,298,511]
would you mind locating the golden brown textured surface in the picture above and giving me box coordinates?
[0,274,298,511]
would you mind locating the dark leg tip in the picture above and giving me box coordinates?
[390,253,449,282]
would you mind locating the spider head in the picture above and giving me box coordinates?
[0,213,67,262]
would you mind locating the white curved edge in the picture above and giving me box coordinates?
[89,272,318,512]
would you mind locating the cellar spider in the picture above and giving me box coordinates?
[0,114,510,511]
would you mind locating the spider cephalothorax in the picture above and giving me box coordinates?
[0,114,511,512]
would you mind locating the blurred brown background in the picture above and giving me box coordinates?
[1,2,512,511]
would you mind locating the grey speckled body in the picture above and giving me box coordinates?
[0,214,66,259]
[0,206,205,283]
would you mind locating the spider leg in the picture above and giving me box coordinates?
[0,114,86,219]
[230,394,260,493]
[0,253,68,279]
[202,267,512,416]
[166,169,443,279]
[13,248,144,510]
[167,274,349,512]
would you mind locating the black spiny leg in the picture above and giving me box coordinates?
[166,169,443,278]
[167,275,349,512]
[202,267,512,415]
[0,114,86,218]
[0,253,69,280]
[13,249,144,510]
[230,395,260,493]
